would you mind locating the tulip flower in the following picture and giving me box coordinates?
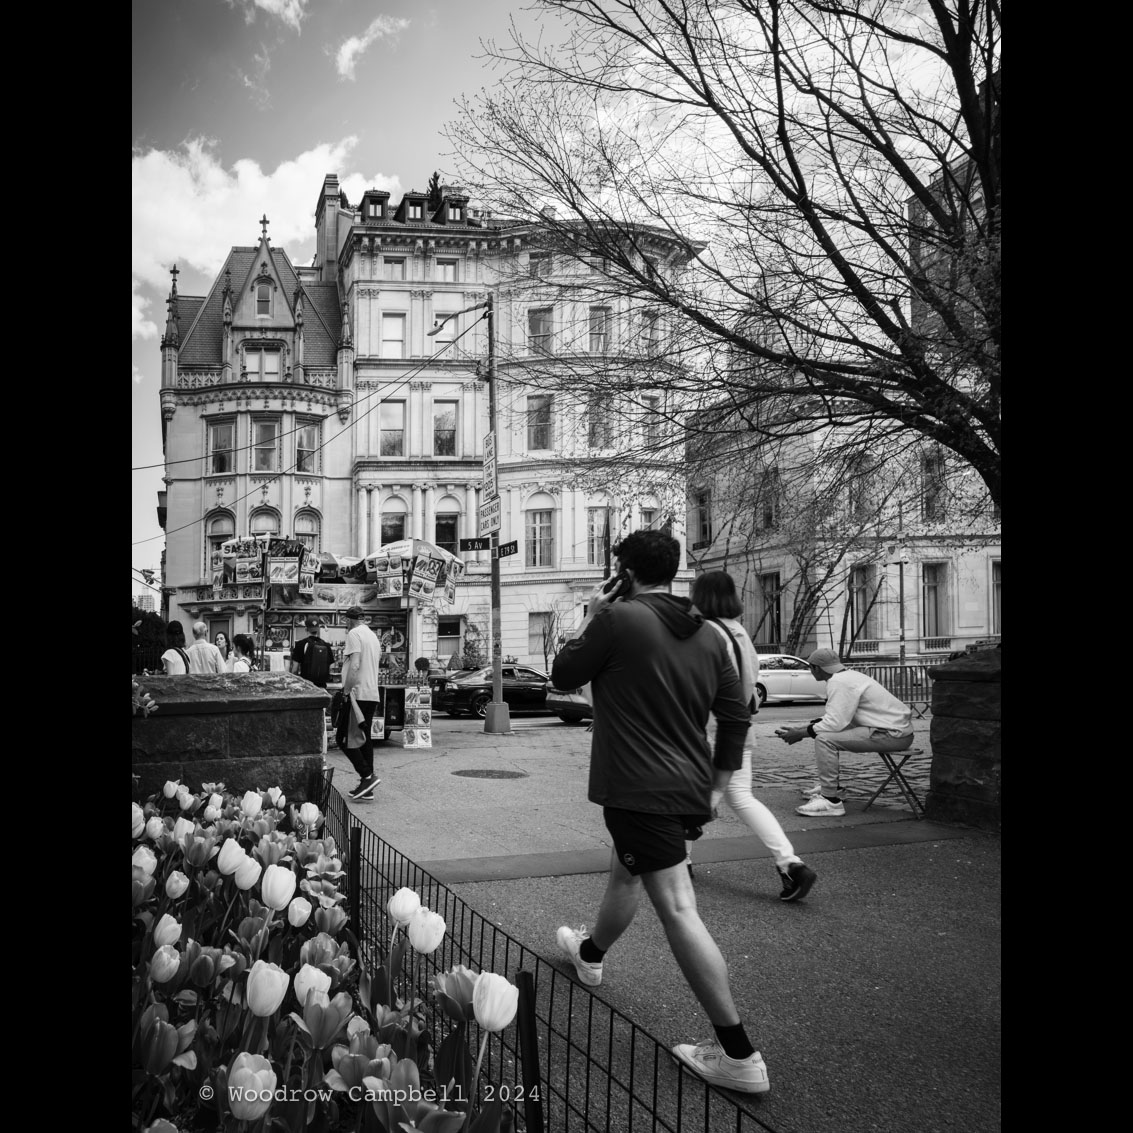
[142,1015,179,1074]
[133,875,157,909]
[314,905,348,935]
[208,791,224,809]
[162,780,180,799]
[173,816,195,844]
[292,989,352,1049]
[266,786,284,807]
[407,907,446,954]
[202,805,220,822]
[298,801,320,828]
[325,1032,394,1092]
[165,871,190,899]
[132,803,145,839]
[217,838,245,876]
[189,951,217,988]
[153,913,182,948]
[434,964,478,1024]
[183,830,219,869]
[150,945,180,984]
[226,1051,277,1120]
[246,959,290,1017]
[294,963,332,1006]
[387,887,421,926]
[132,845,158,878]
[142,1120,179,1133]
[177,788,195,812]
[234,854,263,891]
[144,816,164,840]
[201,780,225,795]
[472,972,519,1033]
[287,897,312,928]
[260,863,297,911]
[241,790,264,819]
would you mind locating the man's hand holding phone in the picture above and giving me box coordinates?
[591,570,631,615]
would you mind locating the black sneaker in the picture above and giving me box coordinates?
[349,775,380,799]
[778,862,817,902]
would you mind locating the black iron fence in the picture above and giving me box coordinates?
[843,661,948,718]
[319,774,773,1133]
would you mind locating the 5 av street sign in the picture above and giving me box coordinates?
[459,537,490,551]
[497,540,519,558]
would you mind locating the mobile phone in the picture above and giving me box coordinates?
[602,571,631,600]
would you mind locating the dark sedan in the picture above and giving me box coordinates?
[435,665,551,718]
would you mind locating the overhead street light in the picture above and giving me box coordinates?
[429,297,510,733]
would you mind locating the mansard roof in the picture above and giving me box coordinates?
[177,246,341,367]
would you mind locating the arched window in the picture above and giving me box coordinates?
[380,497,408,545]
[249,508,280,537]
[294,511,321,555]
[205,511,235,575]
[256,281,271,317]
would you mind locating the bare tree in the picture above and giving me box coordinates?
[452,0,1001,508]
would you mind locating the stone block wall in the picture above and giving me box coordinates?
[132,673,332,802]
[926,648,1001,830]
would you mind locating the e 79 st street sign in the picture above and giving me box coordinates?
[496,540,518,558]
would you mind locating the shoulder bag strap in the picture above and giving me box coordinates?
[709,617,745,679]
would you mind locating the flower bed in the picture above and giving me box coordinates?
[132,781,523,1133]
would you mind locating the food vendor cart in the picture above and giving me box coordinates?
[258,537,463,744]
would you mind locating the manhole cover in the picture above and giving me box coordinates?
[452,769,528,779]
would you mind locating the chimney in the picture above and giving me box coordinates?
[315,174,341,282]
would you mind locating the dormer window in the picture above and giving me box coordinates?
[256,282,272,317]
[408,202,423,220]
[369,200,384,220]
[447,204,463,222]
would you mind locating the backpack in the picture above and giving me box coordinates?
[708,618,758,715]
[300,636,332,686]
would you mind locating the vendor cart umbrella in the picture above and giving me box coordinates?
[367,537,459,565]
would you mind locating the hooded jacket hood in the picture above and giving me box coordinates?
[633,592,704,640]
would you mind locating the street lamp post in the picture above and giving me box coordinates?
[887,546,910,665]
[429,296,510,733]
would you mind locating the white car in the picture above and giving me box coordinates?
[755,654,828,706]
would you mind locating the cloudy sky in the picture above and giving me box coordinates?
[132,0,557,595]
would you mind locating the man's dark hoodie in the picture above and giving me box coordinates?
[552,592,751,815]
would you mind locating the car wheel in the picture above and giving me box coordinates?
[755,684,767,707]
[472,694,491,718]
[561,712,586,723]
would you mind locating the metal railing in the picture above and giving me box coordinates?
[321,776,772,1133]
[843,663,946,718]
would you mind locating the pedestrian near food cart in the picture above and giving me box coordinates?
[340,606,382,800]
[551,529,769,1094]
[290,616,332,688]
[688,571,817,902]
[161,621,191,675]
[214,632,231,670]
[186,621,225,674]
[230,634,255,674]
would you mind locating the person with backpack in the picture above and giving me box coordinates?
[160,621,191,675]
[687,571,817,903]
[290,616,332,689]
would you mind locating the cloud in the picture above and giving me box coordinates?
[227,0,309,34]
[239,44,273,109]
[131,137,403,329]
[133,279,159,341]
[133,363,146,385]
[335,15,411,80]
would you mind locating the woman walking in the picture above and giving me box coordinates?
[690,571,818,902]
[160,621,191,675]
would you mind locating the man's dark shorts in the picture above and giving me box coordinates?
[603,807,711,876]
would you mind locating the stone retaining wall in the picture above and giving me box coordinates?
[926,649,1001,830]
[132,673,332,801]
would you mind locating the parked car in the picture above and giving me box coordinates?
[754,654,828,706]
[435,665,551,718]
[427,667,475,696]
[545,684,593,723]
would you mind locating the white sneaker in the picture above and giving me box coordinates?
[800,782,823,798]
[672,1039,770,1094]
[796,795,846,817]
[555,925,603,987]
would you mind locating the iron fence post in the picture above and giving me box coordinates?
[348,824,362,943]
[516,969,545,1133]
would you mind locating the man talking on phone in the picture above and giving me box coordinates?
[550,529,769,1094]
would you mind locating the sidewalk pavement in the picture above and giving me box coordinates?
[328,708,1000,1133]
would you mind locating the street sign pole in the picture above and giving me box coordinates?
[483,294,511,733]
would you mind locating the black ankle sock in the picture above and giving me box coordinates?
[579,938,605,963]
[713,1023,755,1060]
[823,796,841,803]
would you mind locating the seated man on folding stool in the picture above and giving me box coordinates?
[775,648,914,817]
